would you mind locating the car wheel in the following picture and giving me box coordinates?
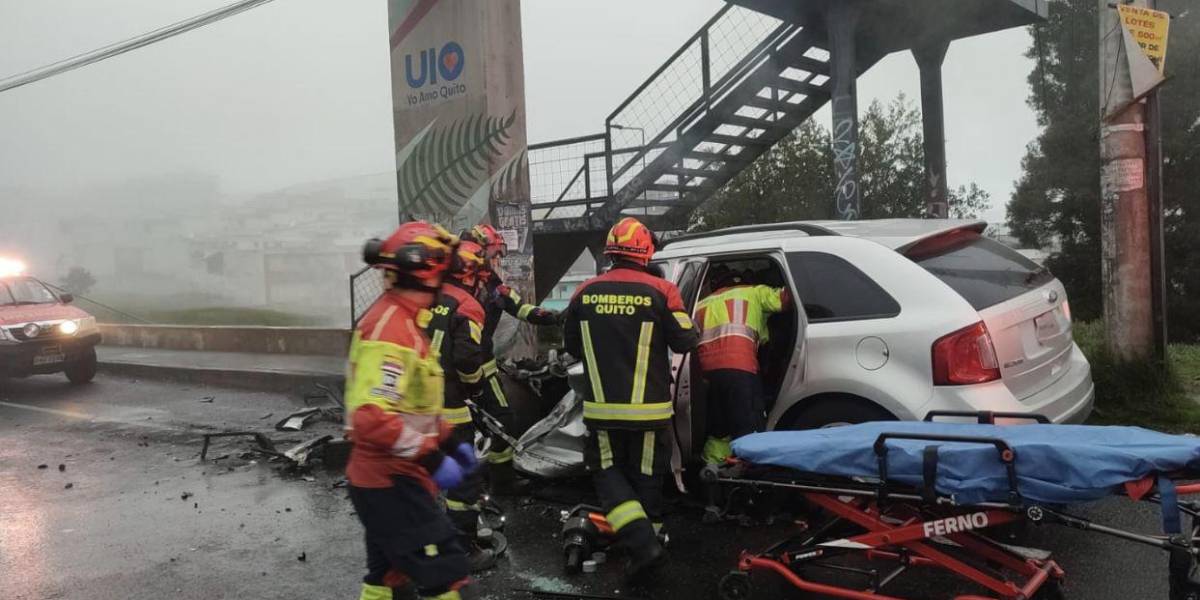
[779,397,896,430]
[65,347,98,385]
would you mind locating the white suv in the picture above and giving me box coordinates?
[652,219,1094,455]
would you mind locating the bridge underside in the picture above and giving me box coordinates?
[528,0,1046,299]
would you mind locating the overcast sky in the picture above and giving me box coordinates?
[0,0,1039,221]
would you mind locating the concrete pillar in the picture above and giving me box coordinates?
[827,1,862,220]
[532,231,604,303]
[913,41,950,219]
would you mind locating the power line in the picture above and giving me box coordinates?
[0,0,280,95]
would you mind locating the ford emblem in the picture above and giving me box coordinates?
[1045,290,1059,304]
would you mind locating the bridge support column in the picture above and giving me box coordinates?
[914,40,951,219]
[533,231,605,303]
[827,1,862,220]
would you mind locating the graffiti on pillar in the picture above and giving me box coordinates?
[831,99,859,220]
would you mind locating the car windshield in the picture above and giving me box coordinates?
[0,277,59,305]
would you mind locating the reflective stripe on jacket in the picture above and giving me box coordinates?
[344,291,450,492]
[424,283,487,426]
[563,264,699,430]
[693,284,787,374]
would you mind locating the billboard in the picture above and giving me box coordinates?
[387,0,536,354]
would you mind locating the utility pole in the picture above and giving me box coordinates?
[1144,0,1168,364]
[1098,0,1154,362]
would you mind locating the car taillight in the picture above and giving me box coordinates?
[932,321,1000,385]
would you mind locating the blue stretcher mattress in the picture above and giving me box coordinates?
[732,422,1200,505]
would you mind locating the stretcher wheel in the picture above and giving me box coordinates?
[564,544,586,575]
[718,571,752,600]
[1032,581,1065,600]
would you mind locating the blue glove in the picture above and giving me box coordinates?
[449,442,479,473]
[431,455,466,490]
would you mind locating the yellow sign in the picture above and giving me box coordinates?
[1118,4,1170,73]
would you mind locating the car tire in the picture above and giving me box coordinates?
[65,347,98,385]
[779,396,896,430]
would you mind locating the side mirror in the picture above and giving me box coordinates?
[59,293,74,304]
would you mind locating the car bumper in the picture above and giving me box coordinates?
[0,332,102,376]
[923,342,1095,424]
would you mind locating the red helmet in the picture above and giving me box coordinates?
[362,221,457,290]
[604,217,656,265]
[465,223,507,259]
[448,240,486,288]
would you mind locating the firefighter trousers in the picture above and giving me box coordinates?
[585,427,670,556]
[349,476,469,599]
[702,368,765,465]
[445,425,484,541]
[477,372,515,466]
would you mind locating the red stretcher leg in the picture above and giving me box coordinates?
[742,555,907,600]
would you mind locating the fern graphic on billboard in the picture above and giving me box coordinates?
[397,111,518,218]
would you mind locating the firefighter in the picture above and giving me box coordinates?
[460,223,558,494]
[424,239,497,572]
[693,265,791,521]
[562,217,699,581]
[345,221,479,600]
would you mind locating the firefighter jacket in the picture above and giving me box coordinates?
[694,284,790,374]
[425,282,488,427]
[344,290,453,495]
[479,274,558,355]
[563,264,700,430]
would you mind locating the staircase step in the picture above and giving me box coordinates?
[722,114,790,130]
[771,76,827,95]
[744,96,804,113]
[646,183,715,193]
[664,166,724,179]
[705,133,769,147]
[684,150,748,164]
[786,55,832,76]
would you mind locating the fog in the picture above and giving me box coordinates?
[0,0,1037,326]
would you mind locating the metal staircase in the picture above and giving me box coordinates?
[529,3,883,236]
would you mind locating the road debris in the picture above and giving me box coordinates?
[37,464,47,469]
[275,408,321,432]
[199,431,276,461]
[181,492,193,501]
[281,435,333,468]
[65,483,74,489]
[58,463,65,471]
[259,413,273,420]
[297,552,307,562]
[199,396,214,403]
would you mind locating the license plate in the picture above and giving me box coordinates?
[1035,312,1059,339]
[34,353,65,366]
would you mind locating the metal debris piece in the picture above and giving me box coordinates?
[37,464,47,469]
[275,408,321,432]
[199,396,214,403]
[281,435,333,467]
[200,432,277,461]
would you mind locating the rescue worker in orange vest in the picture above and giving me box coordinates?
[461,224,558,494]
[694,265,791,521]
[562,217,699,582]
[346,221,479,600]
[423,240,497,572]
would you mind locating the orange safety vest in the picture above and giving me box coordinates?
[693,284,787,374]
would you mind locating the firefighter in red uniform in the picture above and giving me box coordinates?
[461,223,558,493]
[694,265,791,521]
[423,240,497,572]
[345,221,478,600]
[562,217,700,581]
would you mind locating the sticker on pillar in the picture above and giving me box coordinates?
[403,41,468,108]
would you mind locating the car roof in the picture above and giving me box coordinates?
[660,218,987,255]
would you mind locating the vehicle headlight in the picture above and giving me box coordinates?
[59,320,79,335]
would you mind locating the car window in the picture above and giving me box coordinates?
[786,252,900,322]
[2,277,58,305]
[675,260,705,312]
[907,233,1053,311]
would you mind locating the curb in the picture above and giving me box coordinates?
[98,361,344,394]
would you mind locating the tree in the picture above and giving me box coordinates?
[60,267,96,296]
[691,93,990,231]
[1007,0,1200,341]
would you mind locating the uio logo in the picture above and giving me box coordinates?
[405,41,465,88]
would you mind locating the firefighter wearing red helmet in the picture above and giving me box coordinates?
[346,221,479,600]
[461,223,557,494]
[422,240,497,572]
[562,217,699,582]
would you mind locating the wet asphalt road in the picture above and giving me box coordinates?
[0,374,1181,600]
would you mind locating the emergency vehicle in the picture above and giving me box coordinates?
[0,259,101,384]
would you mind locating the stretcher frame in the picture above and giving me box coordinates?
[710,411,1200,600]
